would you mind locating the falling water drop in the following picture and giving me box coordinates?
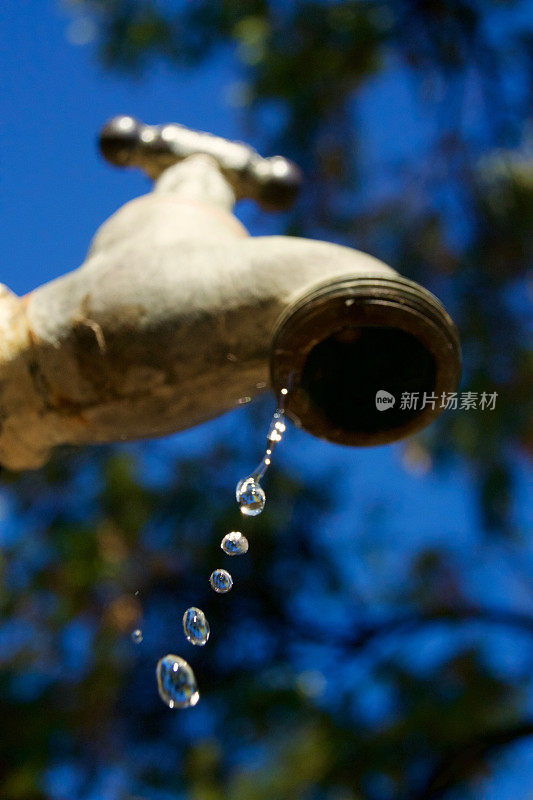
[131,628,143,644]
[210,568,233,593]
[156,654,200,709]
[221,531,249,555]
[182,607,210,645]
[236,477,266,516]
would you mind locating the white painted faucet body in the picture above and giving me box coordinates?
[0,156,396,469]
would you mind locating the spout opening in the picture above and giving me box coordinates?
[271,276,461,446]
[300,327,437,436]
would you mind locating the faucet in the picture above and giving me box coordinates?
[0,117,461,470]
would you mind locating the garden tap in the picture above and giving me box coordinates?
[0,117,461,470]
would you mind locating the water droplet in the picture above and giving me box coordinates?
[182,607,210,645]
[210,568,233,593]
[131,628,143,644]
[267,410,286,444]
[221,531,249,555]
[156,654,200,709]
[236,477,266,516]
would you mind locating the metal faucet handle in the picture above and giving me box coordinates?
[99,115,302,211]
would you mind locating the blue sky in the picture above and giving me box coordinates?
[1,1,532,797]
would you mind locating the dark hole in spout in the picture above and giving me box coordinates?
[300,326,437,435]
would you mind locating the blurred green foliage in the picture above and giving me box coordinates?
[1,418,532,799]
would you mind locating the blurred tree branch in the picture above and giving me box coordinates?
[291,606,533,651]
[415,721,533,799]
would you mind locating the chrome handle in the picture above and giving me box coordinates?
[99,115,302,210]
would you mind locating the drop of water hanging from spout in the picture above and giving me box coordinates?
[236,477,266,516]
[182,607,210,646]
[210,568,233,593]
[156,654,200,709]
[221,531,249,555]
[235,391,289,516]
